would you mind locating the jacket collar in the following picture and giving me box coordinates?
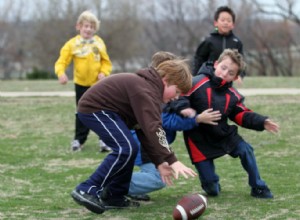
[200,62,232,90]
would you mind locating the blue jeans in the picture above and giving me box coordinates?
[128,163,166,195]
[195,140,267,196]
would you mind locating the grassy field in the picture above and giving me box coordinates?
[0,80,300,219]
[0,77,300,91]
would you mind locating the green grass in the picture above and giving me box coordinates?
[0,81,300,219]
[0,77,300,92]
[0,80,74,92]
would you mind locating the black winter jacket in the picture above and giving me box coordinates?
[180,63,267,163]
[193,30,244,76]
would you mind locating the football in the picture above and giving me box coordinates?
[172,193,207,220]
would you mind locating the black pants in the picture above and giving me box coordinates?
[74,84,90,144]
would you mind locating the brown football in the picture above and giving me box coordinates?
[173,193,207,220]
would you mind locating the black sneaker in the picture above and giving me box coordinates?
[202,183,221,196]
[251,186,274,199]
[71,189,105,214]
[127,194,151,201]
[100,196,140,209]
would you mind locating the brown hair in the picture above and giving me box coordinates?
[151,51,178,68]
[218,49,246,75]
[156,59,192,93]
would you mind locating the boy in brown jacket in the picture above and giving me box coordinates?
[71,55,197,214]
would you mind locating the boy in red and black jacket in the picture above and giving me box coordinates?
[177,49,279,199]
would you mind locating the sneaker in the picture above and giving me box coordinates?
[71,140,82,151]
[127,194,151,201]
[202,183,221,196]
[71,189,105,214]
[99,140,112,152]
[99,187,140,209]
[100,196,140,209]
[251,186,274,199]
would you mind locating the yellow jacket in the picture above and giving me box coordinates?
[55,35,112,87]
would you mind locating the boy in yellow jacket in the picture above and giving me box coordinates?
[55,10,112,152]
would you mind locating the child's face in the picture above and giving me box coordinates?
[214,57,239,82]
[76,21,96,39]
[162,79,181,103]
[214,11,234,35]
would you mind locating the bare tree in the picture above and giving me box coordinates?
[242,0,300,76]
[0,1,32,79]
[101,0,145,72]
[1,0,300,78]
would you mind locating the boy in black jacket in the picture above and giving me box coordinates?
[193,6,245,81]
[180,49,279,199]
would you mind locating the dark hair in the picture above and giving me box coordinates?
[214,6,235,23]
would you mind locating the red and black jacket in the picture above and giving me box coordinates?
[177,64,267,163]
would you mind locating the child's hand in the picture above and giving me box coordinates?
[196,108,221,125]
[157,162,173,186]
[98,73,105,80]
[264,119,279,134]
[180,108,196,118]
[58,74,68,85]
[170,161,197,180]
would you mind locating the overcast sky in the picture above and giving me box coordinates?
[0,0,299,21]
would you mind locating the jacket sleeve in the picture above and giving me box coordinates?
[229,99,267,131]
[98,38,112,76]
[168,96,191,114]
[237,40,246,78]
[193,38,210,76]
[162,112,197,131]
[54,40,73,77]
[130,92,177,167]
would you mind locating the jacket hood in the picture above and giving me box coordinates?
[135,67,164,98]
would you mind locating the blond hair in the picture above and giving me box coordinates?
[77,11,100,32]
[218,49,246,76]
[156,59,192,93]
[151,51,178,68]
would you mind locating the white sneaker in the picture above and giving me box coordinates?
[71,140,82,151]
[99,140,112,152]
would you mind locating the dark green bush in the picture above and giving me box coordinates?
[26,67,56,80]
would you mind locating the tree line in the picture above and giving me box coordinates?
[0,0,300,79]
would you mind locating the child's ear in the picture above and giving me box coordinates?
[213,61,218,69]
[75,23,81,31]
[162,77,168,86]
[233,75,239,81]
[213,21,218,27]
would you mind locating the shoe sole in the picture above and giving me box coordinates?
[100,149,111,153]
[103,203,140,209]
[71,190,105,214]
[101,199,140,209]
[127,195,150,201]
[251,194,274,199]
